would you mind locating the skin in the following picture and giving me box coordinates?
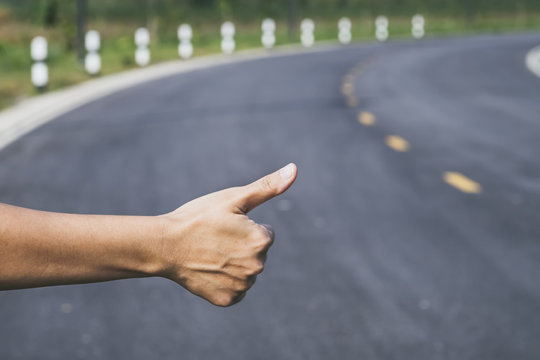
[0,163,297,307]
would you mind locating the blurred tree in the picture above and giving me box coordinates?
[2,0,540,27]
[146,0,158,43]
[43,0,58,27]
[288,0,298,40]
[76,0,86,63]
[219,0,233,19]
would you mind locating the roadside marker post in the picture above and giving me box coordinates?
[221,22,235,54]
[178,24,193,59]
[338,17,352,44]
[30,36,48,90]
[134,27,150,66]
[261,18,276,49]
[84,30,101,75]
[301,19,315,47]
[375,16,389,42]
[412,15,425,39]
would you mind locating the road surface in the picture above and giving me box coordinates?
[1,33,540,359]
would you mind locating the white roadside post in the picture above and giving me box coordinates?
[375,16,389,42]
[178,24,193,59]
[221,21,235,55]
[84,30,101,75]
[134,27,150,66]
[300,19,315,47]
[261,18,276,49]
[30,36,48,90]
[338,17,352,44]
[412,14,425,39]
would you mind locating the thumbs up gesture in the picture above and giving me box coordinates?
[158,164,297,306]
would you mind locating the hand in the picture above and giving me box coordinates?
[159,164,297,306]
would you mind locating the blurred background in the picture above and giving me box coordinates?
[1,0,540,110]
[1,1,540,359]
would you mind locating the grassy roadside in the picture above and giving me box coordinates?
[1,12,540,111]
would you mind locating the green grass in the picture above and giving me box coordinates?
[1,12,540,111]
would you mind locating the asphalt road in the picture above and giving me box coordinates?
[1,33,540,359]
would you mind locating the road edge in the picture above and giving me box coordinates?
[0,44,339,151]
[3,36,537,152]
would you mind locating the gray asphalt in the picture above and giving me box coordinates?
[1,33,540,359]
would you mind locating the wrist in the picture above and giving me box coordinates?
[153,211,192,284]
[128,215,172,278]
[148,213,178,279]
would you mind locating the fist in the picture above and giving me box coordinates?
[159,164,297,306]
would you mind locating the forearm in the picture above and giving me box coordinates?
[0,203,164,290]
[0,164,296,306]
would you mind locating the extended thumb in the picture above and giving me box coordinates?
[236,163,297,214]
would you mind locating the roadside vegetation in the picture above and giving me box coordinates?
[1,0,540,110]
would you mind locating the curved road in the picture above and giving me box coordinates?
[1,33,540,359]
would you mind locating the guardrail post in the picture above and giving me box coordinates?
[135,28,150,66]
[85,30,101,75]
[30,36,48,91]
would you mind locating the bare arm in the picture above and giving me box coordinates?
[0,163,297,306]
[0,204,163,289]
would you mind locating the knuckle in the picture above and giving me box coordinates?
[252,228,273,249]
[247,261,264,276]
[265,231,275,246]
[254,265,264,275]
[212,293,235,307]
[260,225,275,241]
[245,269,257,277]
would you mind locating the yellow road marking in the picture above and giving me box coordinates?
[346,96,358,107]
[341,82,354,96]
[443,172,482,194]
[385,135,409,152]
[358,112,375,126]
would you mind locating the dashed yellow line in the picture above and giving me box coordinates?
[358,112,375,126]
[443,172,482,194]
[385,135,409,152]
[341,82,354,96]
[341,59,484,198]
[342,57,377,110]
